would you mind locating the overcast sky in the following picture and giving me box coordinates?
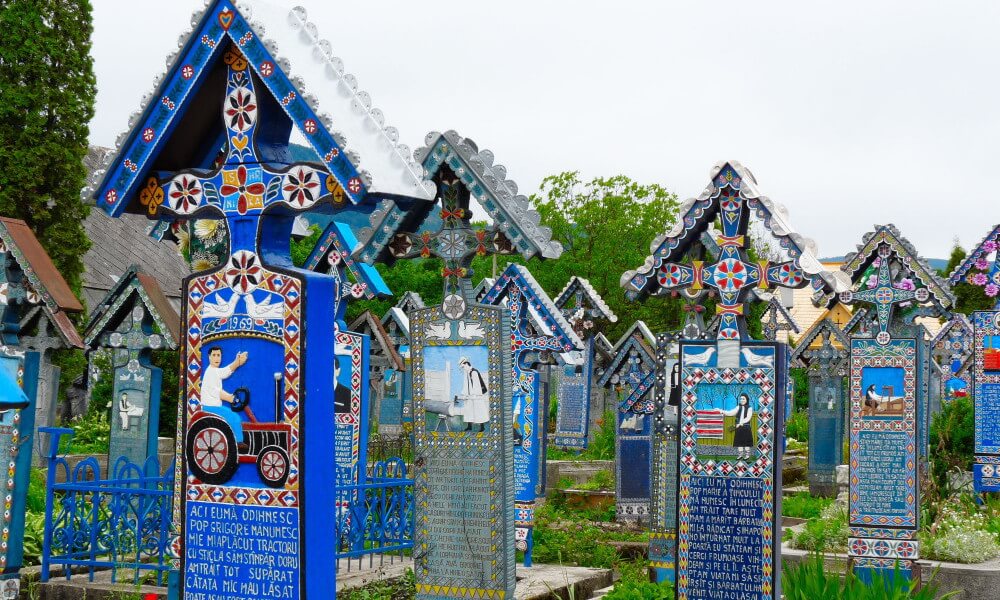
[89,1,1000,260]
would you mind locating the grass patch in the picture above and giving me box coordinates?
[782,492,833,520]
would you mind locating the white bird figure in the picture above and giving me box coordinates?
[201,293,239,318]
[426,323,450,340]
[245,294,285,320]
[685,347,716,366]
[458,321,486,340]
[741,348,775,368]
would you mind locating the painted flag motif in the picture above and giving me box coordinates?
[696,409,724,439]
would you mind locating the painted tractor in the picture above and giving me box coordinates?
[186,387,291,488]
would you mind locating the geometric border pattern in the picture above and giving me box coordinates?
[973,311,1000,455]
[973,311,1000,493]
[176,265,303,556]
[676,341,781,600]
[411,304,514,600]
[848,338,918,529]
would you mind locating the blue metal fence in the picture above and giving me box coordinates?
[336,457,415,571]
[40,427,174,586]
[40,428,414,582]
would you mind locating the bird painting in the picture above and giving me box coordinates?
[685,347,716,366]
[458,321,486,340]
[741,348,774,368]
[201,293,239,319]
[245,293,285,320]
[426,323,450,340]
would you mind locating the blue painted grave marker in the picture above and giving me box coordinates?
[411,304,514,600]
[552,276,618,449]
[0,217,84,594]
[597,321,657,523]
[973,311,1000,492]
[482,264,582,564]
[836,225,954,583]
[89,2,436,596]
[649,333,679,583]
[847,338,919,581]
[622,162,840,599]
[790,314,850,497]
[359,130,566,589]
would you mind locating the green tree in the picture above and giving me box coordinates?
[329,172,684,338]
[476,172,682,340]
[942,242,994,315]
[0,0,96,295]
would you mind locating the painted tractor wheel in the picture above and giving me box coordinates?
[257,445,290,488]
[187,416,238,485]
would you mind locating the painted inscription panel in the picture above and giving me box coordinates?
[848,338,919,582]
[553,340,594,449]
[676,340,784,600]
[412,305,514,600]
[974,311,1000,492]
[179,262,305,599]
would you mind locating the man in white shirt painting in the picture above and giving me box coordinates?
[201,346,249,444]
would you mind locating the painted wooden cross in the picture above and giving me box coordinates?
[142,49,352,273]
[386,171,517,316]
[481,264,580,567]
[0,244,40,344]
[85,271,179,469]
[551,277,617,449]
[626,166,809,342]
[839,246,929,345]
[761,295,800,341]
[122,43,369,600]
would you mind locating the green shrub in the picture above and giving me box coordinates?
[555,476,575,490]
[782,492,833,520]
[785,409,808,443]
[339,568,414,600]
[547,409,616,461]
[26,467,46,513]
[21,510,44,567]
[928,395,974,492]
[577,469,614,491]
[782,553,843,599]
[530,502,645,567]
[790,367,809,411]
[791,504,849,553]
[602,579,674,600]
[58,410,110,455]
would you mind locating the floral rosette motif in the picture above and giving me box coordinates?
[167,174,203,214]
[224,250,262,294]
[282,166,322,209]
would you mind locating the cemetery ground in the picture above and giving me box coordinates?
[28,402,1000,599]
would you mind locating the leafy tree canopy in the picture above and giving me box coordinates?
[345,172,684,342]
[0,0,96,296]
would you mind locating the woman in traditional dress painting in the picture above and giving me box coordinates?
[723,393,754,460]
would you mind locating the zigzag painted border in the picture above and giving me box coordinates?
[848,338,917,529]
